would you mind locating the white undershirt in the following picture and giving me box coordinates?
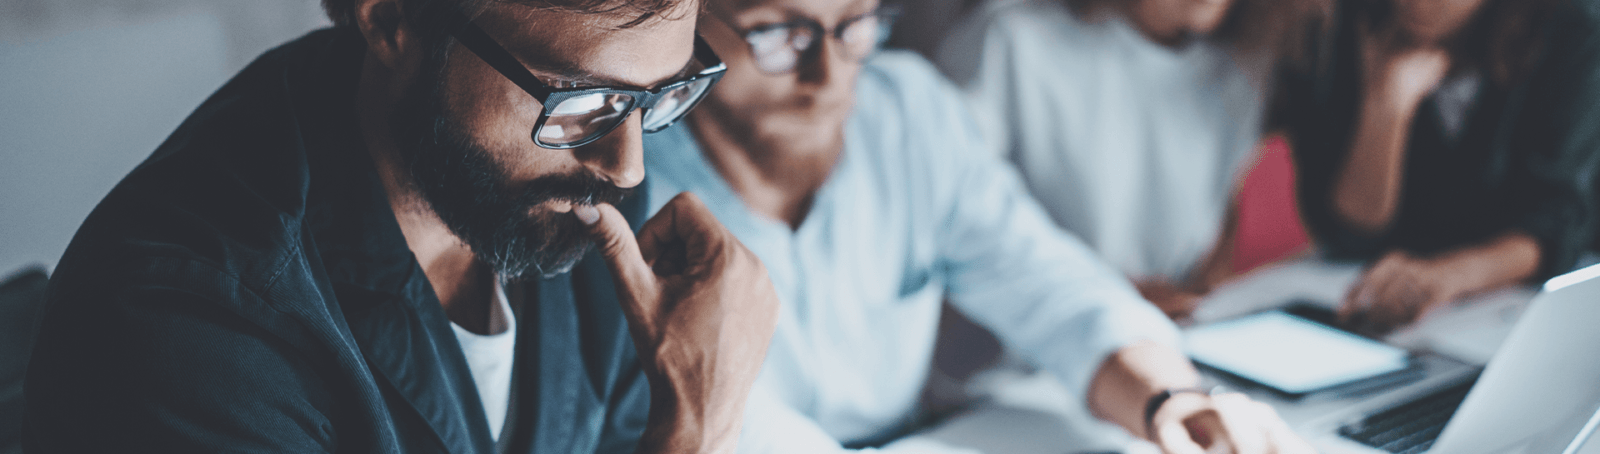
[449,280,516,442]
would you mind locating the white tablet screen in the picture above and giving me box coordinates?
[1185,312,1410,394]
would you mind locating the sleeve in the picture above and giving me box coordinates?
[1501,8,1600,279]
[734,386,981,454]
[24,287,337,453]
[924,62,1183,403]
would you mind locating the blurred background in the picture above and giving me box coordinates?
[0,0,331,277]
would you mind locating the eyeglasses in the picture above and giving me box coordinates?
[716,6,900,74]
[442,7,727,149]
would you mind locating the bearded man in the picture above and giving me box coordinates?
[23,0,779,452]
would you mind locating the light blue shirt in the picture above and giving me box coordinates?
[643,51,1180,453]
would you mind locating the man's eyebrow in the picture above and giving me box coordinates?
[523,54,698,91]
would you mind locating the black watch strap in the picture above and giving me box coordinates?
[1143,387,1209,440]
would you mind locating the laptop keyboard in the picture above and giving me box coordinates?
[1338,378,1477,453]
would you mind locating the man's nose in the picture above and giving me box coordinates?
[574,111,646,189]
[797,36,841,86]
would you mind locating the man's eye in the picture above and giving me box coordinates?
[549,94,608,116]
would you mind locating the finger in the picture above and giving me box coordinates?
[1356,254,1414,333]
[1156,417,1208,454]
[1343,253,1399,323]
[1208,394,1269,454]
[1186,411,1237,454]
[1338,271,1371,323]
[1366,267,1419,333]
[1341,257,1389,324]
[580,203,657,308]
[1395,279,1432,327]
[643,192,726,272]
[1361,278,1402,333]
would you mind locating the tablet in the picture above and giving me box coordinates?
[1185,311,1410,395]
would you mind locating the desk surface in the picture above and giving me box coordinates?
[900,257,1537,454]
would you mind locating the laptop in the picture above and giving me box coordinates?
[1301,263,1600,454]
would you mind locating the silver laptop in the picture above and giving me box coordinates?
[1302,263,1600,454]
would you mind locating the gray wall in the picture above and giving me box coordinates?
[0,0,331,276]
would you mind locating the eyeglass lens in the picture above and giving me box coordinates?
[538,92,636,147]
[642,77,717,131]
[746,13,887,74]
[535,75,719,146]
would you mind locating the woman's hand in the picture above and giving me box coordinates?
[1339,250,1464,333]
[1359,20,1452,109]
[1339,233,1542,334]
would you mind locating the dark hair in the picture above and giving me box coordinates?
[1299,0,1564,86]
[322,0,691,30]
[1461,0,1564,86]
[1212,0,1334,60]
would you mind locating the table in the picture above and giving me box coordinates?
[897,257,1537,454]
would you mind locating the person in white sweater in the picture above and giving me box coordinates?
[936,0,1326,319]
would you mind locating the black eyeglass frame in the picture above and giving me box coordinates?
[717,5,902,74]
[442,6,728,149]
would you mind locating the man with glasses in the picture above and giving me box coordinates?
[25,0,778,452]
[642,0,1313,452]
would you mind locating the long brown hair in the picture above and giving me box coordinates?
[1215,0,1336,59]
[1462,0,1564,85]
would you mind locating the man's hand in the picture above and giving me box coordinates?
[1090,342,1315,454]
[578,192,780,454]
[1135,279,1205,322]
[1149,391,1314,454]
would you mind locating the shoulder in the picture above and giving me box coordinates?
[856,51,975,136]
[46,30,357,338]
[851,51,999,204]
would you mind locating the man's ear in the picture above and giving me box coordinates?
[355,0,421,71]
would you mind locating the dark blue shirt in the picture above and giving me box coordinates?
[25,28,650,454]
[1281,0,1600,278]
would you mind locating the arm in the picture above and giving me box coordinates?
[1341,232,1541,332]
[25,288,336,453]
[1086,341,1202,440]
[1331,26,1451,234]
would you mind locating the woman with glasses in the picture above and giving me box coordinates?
[640,0,1313,452]
[935,0,1330,321]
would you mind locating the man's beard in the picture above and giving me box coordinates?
[389,53,632,280]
